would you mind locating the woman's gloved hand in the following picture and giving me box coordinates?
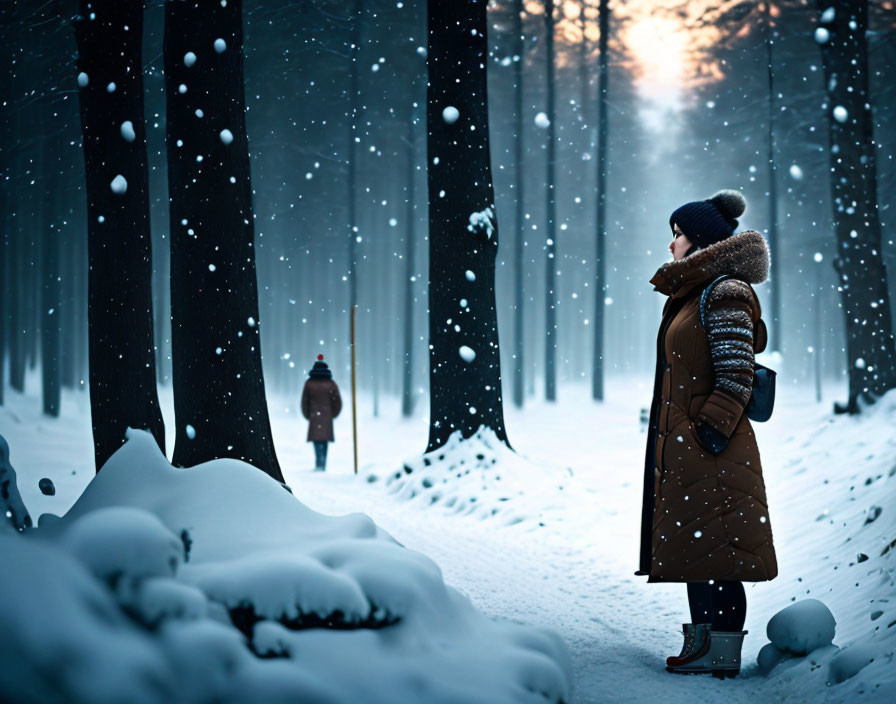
[695,420,728,456]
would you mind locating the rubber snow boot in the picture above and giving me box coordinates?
[667,630,747,678]
[665,623,711,669]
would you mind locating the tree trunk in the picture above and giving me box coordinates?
[347,0,363,314]
[164,0,283,480]
[0,186,7,406]
[74,0,166,470]
[426,0,509,452]
[817,0,896,412]
[543,0,557,402]
[60,220,79,390]
[592,0,609,402]
[8,94,26,396]
[511,0,525,409]
[765,3,781,352]
[401,93,418,419]
[41,144,61,418]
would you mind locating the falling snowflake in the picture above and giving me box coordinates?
[467,206,495,239]
[459,346,476,363]
[110,175,128,195]
[442,106,460,124]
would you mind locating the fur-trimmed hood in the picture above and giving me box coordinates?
[650,230,770,298]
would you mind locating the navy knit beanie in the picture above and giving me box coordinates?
[309,354,332,379]
[669,190,747,249]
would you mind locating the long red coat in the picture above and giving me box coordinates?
[301,378,342,442]
[639,231,778,583]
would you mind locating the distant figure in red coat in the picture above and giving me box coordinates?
[300,355,342,471]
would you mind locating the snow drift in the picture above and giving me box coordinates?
[1,429,571,704]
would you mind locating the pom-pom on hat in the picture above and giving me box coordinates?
[669,189,747,249]
[310,353,332,379]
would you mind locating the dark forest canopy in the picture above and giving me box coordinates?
[1,0,895,420]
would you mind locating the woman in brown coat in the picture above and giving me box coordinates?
[639,190,777,678]
[300,355,342,471]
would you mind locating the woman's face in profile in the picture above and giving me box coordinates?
[670,224,694,260]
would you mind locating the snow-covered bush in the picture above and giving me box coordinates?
[0,534,176,704]
[57,506,186,586]
[1,429,570,704]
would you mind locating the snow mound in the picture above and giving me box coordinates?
[757,641,791,675]
[188,552,372,627]
[767,598,836,655]
[123,578,208,628]
[1,432,32,531]
[381,427,576,528]
[58,506,185,585]
[4,429,570,704]
[828,640,879,684]
[0,534,175,704]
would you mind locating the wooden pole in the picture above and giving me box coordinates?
[351,304,358,474]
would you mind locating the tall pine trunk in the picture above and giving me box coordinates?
[592,0,609,402]
[41,141,61,418]
[0,177,7,407]
[164,0,282,480]
[401,92,418,419]
[426,0,509,451]
[817,0,896,412]
[765,3,781,351]
[543,0,557,402]
[74,0,166,470]
[511,0,525,409]
[8,67,26,395]
[347,0,363,313]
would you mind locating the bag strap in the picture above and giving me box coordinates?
[699,275,768,354]
[698,275,731,330]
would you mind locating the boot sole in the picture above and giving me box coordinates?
[665,666,740,678]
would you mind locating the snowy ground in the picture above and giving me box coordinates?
[3,375,895,703]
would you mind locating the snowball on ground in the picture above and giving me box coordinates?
[2,429,571,704]
[767,599,836,655]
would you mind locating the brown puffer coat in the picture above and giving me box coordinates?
[639,230,778,583]
[301,378,342,442]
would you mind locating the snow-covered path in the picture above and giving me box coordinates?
[3,377,895,703]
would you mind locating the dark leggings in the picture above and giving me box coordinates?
[687,581,746,632]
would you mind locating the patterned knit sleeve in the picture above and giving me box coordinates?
[696,279,756,439]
